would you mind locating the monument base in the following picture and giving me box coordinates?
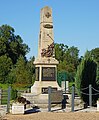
[31,81,61,94]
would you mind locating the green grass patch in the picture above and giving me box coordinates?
[0,83,10,89]
[0,83,29,91]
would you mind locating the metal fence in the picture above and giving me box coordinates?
[1,85,99,113]
[0,86,11,113]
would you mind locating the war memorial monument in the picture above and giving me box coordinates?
[31,6,60,102]
[22,6,61,104]
[31,6,60,92]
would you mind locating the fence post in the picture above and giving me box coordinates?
[89,84,92,107]
[7,86,11,113]
[71,85,75,112]
[48,86,52,112]
[0,88,1,105]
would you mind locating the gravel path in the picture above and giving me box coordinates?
[4,112,99,120]
[2,107,98,120]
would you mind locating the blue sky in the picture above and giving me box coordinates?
[0,0,99,59]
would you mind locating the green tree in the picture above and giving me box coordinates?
[27,56,35,84]
[55,43,79,82]
[0,55,12,83]
[55,43,79,71]
[0,24,30,84]
[9,56,32,88]
[91,48,99,86]
[75,51,97,105]
[64,46,79,69]
[55,43,68,61]
[0,24,29,64]
[91,48,99,63]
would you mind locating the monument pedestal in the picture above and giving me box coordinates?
[31,57,60,95]
[30,58,61,105]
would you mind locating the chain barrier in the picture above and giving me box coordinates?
[81,86,89,90]
[61,85,99,111]
[75,86,89,91]
[80,91,89,95]
[92,87,99,92]
[75,86,89,95]
[91,87,99,96]
[75,86,99,96]
[92,93,99,95]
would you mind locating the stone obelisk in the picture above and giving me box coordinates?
[31,6,60,98]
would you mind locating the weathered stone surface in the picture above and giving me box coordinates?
[0,105,7,113]
[0,108,6,119]
[12,103,24,114]
[34,6,59,64]
[38,6,54,59]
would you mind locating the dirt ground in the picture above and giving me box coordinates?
[4,112,99,120]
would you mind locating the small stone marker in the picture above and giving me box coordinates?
[12,103,24,114]
[0,105,7,113]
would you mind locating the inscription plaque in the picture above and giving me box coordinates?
[42,87,57,94]
[42,67,56,81]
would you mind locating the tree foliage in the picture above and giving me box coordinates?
[27,56,35,84]
[0,24,31,86]
[75,51,97,105]
[0,24,29,64]
[91,48,99,85]
[9,56,33,87]
[91,48,99,64]
[0,55,12,83]
[55,43,79,82]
